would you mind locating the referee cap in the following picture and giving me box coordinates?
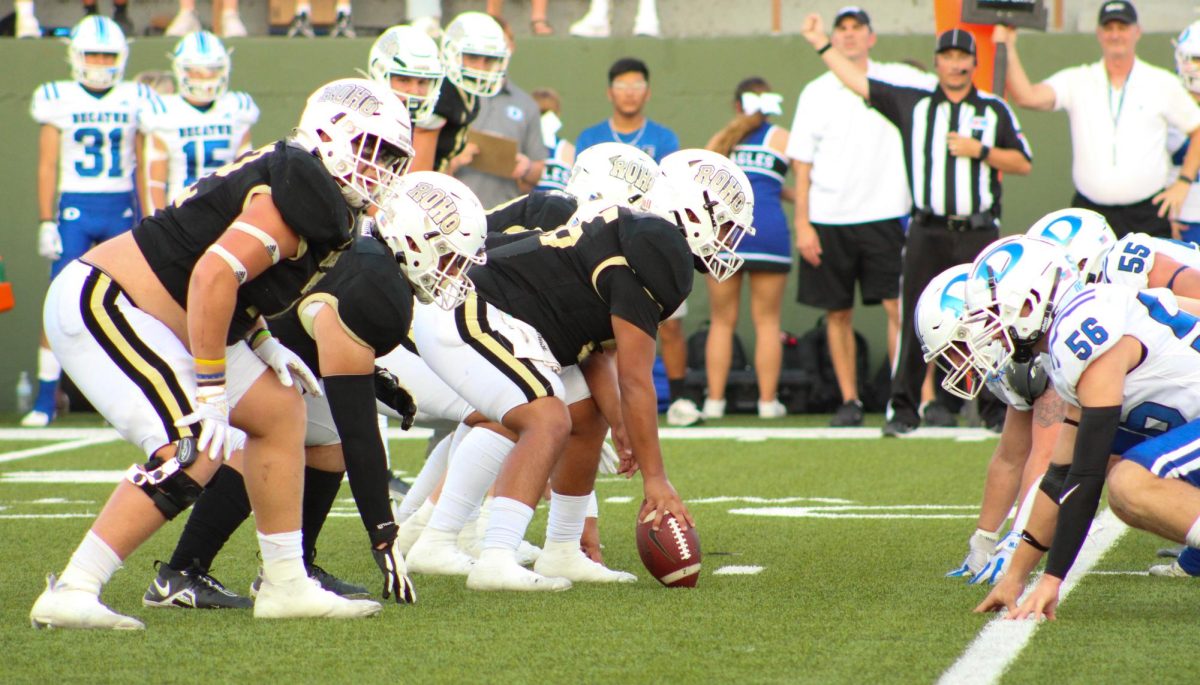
[1098,1,1137,25]
[834,6,870,28]
[936,28,976,56]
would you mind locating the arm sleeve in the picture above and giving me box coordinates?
[600,267,662,338]
[1043,405,1122,579]
[322,374,395,539]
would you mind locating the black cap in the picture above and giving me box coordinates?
[834,6,870,28]
[936,28,977,56]
[1098,0,1137,25]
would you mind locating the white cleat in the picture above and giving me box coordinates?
[1149,560,1197,578]
[164,9,202,37]
[220,11,248,38]
[253,576,381,619]
[666,398,703,427]
[516,540,542,567]
[467,549,572,592]
[568,11,610,38]
[20,410,51,427]
[395,499,433,555]
[534,541,637,583]
[457,521,483,559]
[30,574,144,630]
[407,529,476,576]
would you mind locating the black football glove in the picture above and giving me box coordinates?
[374,366,417,430]
[369,522,417,604]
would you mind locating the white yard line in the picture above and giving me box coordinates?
[936,509,1129,685]
[0,437,119,464]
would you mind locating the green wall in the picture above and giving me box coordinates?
[0,34,1181,410]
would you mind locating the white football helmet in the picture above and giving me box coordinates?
[963,236,1083,378]
[1024,208,1116,281]
[368,25,445,124]
[564,143,658,211]
[654,149,756,283]
[1176,21,1200,94]
[171,31,231,104]
[68,15,128,90]
[293,78,415,211]
[441,12,510,97]
[915,264,987,400]
[375,171,487,309]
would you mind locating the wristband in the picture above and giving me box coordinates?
[978,145,991,161]
[817,42,832,55]
[250,328,272,349]
[1178,173,1195,185]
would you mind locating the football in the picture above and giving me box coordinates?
[636,510,701,587]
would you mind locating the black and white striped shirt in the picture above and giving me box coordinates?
[868,79,1032,218]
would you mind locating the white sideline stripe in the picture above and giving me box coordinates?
[1,470,125,484]
[0,437,118,464]
[714,565,764,575]
[605,496,634,503]
[689,496,855,505]
[936,509,1128,685]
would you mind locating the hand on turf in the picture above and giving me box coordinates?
[1009,575,1061,621]
[969,531,1021,585]
[374,366,417,430]
[38,220,62,260]
[253,336,322,395]
[175,385,246,461]
[372,537,417,604]
[974,575,1025,614]
[639,475,693,531]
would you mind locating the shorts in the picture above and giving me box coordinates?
[667,300,688,321]
[411,296,590,423]
[53,192,139,278]
[44,261,265,457]
[797,218,904,310]
[1122,418,1200,488]
[375,342,475,424]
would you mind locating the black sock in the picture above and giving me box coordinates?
[668,378,686,400]
[168,465,251,572]
[302,467,344,567]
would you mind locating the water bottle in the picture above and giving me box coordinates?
[16,371,33,415]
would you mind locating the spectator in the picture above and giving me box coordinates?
[532,88,576,192]
[802,16,1033,436]
[996,1,1200,238]
[166,0,247,38]
[82,0,132,35]
[575,57,691,424]
[15,0,40,38]
[487,0,553,35]
[701,77,792,419]
[287,0,355,38]
[454,16,547,209]
[1173,20,1200,242]
[789,6,934,428]
[570,0,660,38]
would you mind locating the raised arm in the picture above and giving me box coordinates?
[993,25,1058,111]
[800,13,868,99]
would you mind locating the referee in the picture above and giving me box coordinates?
[801,16,1033,436]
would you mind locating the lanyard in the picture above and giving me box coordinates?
[1108,69,1130,166]
[609,119,647,148]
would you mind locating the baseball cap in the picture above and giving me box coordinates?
[936,28,976,55]
[1098,1,1137,25]
[834,6,871,28]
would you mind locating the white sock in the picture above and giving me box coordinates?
[59,530,122,595]
[38,347,61,383]
[428,428,513,533]
[545,491,590,544]
[588,0,610,18]
[257,529,306,584]
[396,433,452,521]
[586,491,599,519]
[1185,515,1200,549]
[635,0,656,18]
[482,497,533,552]
[294,3,312,18]
[16,1,35,18]
[1011,478,1041,535]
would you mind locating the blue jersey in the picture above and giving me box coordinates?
[729,122,790,269]
[576,118,679,163]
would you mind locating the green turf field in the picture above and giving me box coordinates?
[0,422,1193,684]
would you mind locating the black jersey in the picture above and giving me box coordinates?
[427,81,480,173]
[469,205,693,365]
[485,190,578,235]
[266,232,414,375]
[132,141,354,341]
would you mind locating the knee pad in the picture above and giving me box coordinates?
[125,451,204,520]
[1039,462,1071,501]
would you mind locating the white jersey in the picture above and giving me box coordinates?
[1093,232,1200,289]
[31,80,154,194]
[140,91,259,202]
[1047,284,1200,448]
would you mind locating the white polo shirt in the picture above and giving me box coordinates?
[1046,58,1200,205]
[788,61,935,225]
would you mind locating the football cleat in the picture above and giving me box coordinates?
[666,398,703,427]
[516,540,542,567]
[533,541,637,583]
[395,499,434,554]
[1148,560,1196,578]
[466,549,572,592]
[253,576,381,619]
[249,564,370,599]
[143,561,252,609]
[702,398,726,420]
[408,529,477,575]
[30,573,144,630]
[969,530,1021,585]
[20,410,52,427]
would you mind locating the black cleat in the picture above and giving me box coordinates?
[920,401,958,428]
[830,400,864,427]
[882,419,917,437]
[308,564,371,599]
[143,561,252,609]
[286,12,315,38]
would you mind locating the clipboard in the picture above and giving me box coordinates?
[466,129,519,177]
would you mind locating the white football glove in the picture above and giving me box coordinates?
[945,529,997,578]
[371,537,417,604]
[969,530,1022,585]
[253,335,322,396]
[174,385,246,461]
[38,221,62,260]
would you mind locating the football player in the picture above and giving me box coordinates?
[29,78,412,630]
[368,24,445,129]
[25,16,155,428]
[411,12,509,173]
[141,31,259,214]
